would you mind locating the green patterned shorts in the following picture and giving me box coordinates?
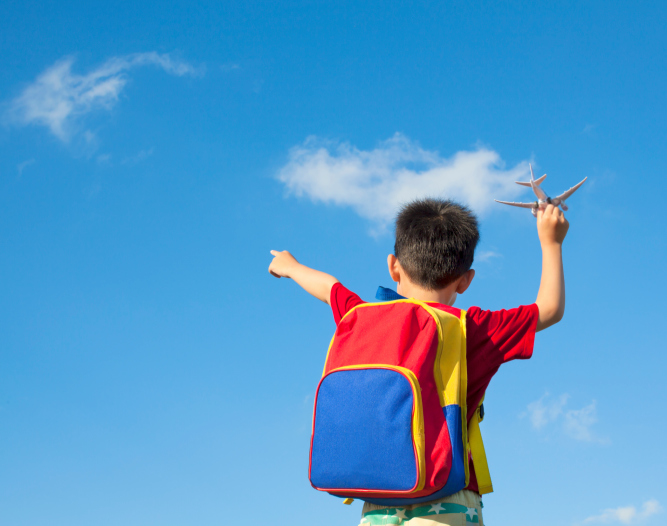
[358,490,483,526]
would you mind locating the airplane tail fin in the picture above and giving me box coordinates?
[516,174,546,187]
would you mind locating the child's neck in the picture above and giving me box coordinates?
[396,280,459,307]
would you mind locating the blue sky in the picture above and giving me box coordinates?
[1,2,666,525]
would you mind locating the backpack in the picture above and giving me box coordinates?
[308,299,492,506]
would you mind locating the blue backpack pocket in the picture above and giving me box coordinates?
[309,365,425,494]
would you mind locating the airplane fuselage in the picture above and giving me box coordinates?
[529,198,558,216]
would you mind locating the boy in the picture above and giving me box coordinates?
[268,198,568,525]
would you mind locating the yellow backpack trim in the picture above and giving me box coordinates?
[468,397,493,495]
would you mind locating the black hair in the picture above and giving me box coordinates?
[394,198,479,290]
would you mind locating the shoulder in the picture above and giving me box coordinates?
[466,304,539,362]
[466,304,539,327]
[330,283,367,325]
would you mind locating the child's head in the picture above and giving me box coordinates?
[393,198,479,291]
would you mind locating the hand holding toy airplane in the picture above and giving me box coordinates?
[495,165,587,216]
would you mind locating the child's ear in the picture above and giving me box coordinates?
[455,269,475,294]
[387,254,401,283]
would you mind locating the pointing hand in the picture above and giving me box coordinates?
[268,250,299,278]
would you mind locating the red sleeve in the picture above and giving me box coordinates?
[330,282,366,325]
[463,303,538,494]
[465,304,539,404]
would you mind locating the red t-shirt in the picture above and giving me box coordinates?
[329,282,539,494]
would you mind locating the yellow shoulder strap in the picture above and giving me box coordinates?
[468,399,493,495]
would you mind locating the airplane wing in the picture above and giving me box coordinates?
[494,200,535,209]
[554,177,587,201]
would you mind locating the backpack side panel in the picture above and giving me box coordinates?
[435,308,469,491]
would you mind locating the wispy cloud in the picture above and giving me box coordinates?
[564,401,603,442]
[277,134,530,230]
[525,393,569,429]
[121,148,154,165]
[476,250,502,263]
[523,393,608,443]
[582,499,662,524]
[6,52,200,142]
[17,158,35,176]
[220,63,241,72]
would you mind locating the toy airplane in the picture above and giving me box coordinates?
[495,165,587,216]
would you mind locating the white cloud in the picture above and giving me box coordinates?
[277,134,530,229]
[6,52,200,142]
[525,393,569,429]
[583,499,662,524]
[523,393,607,443]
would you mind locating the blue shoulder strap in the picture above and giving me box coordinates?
[375,286,406,302]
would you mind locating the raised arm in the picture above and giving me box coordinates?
[268,250,339,305]
[535,204,569,332]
